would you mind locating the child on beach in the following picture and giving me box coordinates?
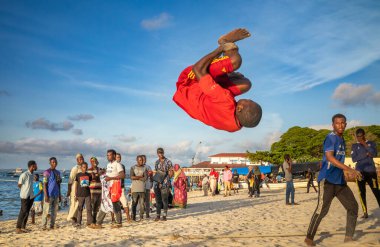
[31,174,43,224]
[74,162,94,228]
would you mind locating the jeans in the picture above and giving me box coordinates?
[41,196,59,227]
[306,180,358,240]
[91,193,101,224]
[286,180,295,204]
[77,196,93,225]
[16,197,34,229]
[132,192,145,219]
[154,186,169,217]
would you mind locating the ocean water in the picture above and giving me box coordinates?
[0,170,131,221]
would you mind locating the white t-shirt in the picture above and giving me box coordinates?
[106,160,123,178]
[283,161,293,182]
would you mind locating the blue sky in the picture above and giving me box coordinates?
[1,0,379,170]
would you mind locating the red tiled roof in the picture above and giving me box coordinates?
[208,153,248,158]
[191,161,248,169]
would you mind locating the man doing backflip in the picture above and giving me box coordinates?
[173,28,262,132]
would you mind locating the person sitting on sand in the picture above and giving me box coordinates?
[173,28,262,132]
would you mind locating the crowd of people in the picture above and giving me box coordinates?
[14,114,380,246]
[196,165,270,198]
[15,147,189,233]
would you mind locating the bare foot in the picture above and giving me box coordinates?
[344,236,355,242]
[304,238,316,246]
[218,28,251,45]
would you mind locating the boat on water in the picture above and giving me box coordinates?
[6,168,23,177]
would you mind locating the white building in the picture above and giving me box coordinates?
[209,153,251,165]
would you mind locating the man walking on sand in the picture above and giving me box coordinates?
[173,28,262,132]
[305,114,362,246]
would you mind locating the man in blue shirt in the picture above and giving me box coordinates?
[41,157,62,230]
[351,128,380,219]
[305,114,362,246]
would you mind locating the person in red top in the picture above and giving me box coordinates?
[173,28,262,132]
[209,168,219,196]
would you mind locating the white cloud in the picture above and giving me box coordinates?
[236,131,282,152]
[371,92,380,104]
[141,13,172,30]
[0,138,107,156]
[68,114,94,121]
[72,129,83,135]
[82,81,166,97]
[232,112,284,152]
[115,135,137,143]
[332,83,380,106]
[255,2,380,94]
[25,118,74,132]
[0,90,10,96]
[0,138,205,167]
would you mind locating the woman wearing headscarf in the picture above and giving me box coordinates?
[173,164,187,208]
[209,168,218,196]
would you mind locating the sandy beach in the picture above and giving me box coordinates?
[0,183,379,247]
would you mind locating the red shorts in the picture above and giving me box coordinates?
[176,56,242,96]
